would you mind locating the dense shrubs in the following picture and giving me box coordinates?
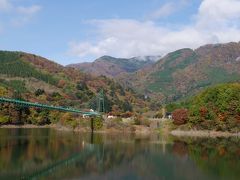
[0,116,9,124]
[93,116,103,130]
[76,81,88,91]
[121,111,134,118]
[188,83,240,130]
[172,109,188,125]
[154,111,163,118]
[166,103,182,112]
[121,101,133,112]
[35,89,45,96]
[134,116,150,127]
[0,86,7,96]
[0,79,27,93]
[169,83,240,131]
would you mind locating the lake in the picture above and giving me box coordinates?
[0,128,239,180]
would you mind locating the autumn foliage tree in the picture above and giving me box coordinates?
[172,108,188,125]
[57,79,66,88]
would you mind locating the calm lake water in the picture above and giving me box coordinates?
[0,128,239,180]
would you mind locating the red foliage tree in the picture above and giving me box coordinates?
[57,79,66,88]
[172,108,189,125]
[199,106,208,119]
[121,111,134,118]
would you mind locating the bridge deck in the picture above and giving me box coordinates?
[0,97,99,116]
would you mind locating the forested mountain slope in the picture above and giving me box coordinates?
[118,42,240,102]
[67,55,159,78]
[0,51,147,124]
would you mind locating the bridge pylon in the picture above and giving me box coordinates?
[97,89,105,113]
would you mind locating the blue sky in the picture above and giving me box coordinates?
[1,0,240,65]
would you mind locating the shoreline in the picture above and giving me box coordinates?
[171,130,240,137]
[0,124,154,135]
[0,124,54,129]
[1,124,240,137]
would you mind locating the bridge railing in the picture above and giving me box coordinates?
[0,97,99,116]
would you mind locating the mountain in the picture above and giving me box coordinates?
[67,55,159,77]
[118,42,240,102]
[0,51,146,116]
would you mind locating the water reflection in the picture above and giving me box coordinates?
[0,128,239,180]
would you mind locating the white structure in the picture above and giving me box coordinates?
[107,115,116,119]
[82,114,89,118]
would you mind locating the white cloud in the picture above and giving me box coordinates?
[0,0,12,12]
[69,20,168,58]
[17,5,41,15]
[0,1,41,28]
[148,0,190,20]
[149,3,176,19]
[69,0,240,60]
[196,0,240,29]
[12,5,41,26]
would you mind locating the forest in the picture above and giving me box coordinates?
[169,83,240,132]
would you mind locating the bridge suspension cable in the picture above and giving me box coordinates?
[0,97,99,116]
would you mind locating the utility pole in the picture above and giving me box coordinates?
[90,116,94,143]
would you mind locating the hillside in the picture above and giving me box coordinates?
[171,83,240,132]
[67,55,159,77]
[0,51,147,125]
[119,42,240,102]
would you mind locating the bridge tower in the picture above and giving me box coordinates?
[97,89,105,113]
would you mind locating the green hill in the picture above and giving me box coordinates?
[171,83,240,132]
[0,51,58,85]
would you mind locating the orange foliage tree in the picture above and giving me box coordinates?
[172,108,188,125]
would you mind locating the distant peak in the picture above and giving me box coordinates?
[131,55,161,62]
[95,55,117,62]
[99,55,115,59]
[101,55,114,58]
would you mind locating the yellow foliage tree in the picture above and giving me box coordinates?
[0,86,7,96]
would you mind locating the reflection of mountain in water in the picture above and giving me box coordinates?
[0,129,239,180]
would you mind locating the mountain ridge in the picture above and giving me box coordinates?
[67,55,160,77]
[118,42,240,102]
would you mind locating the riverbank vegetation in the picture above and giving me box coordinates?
[169,83,240,132]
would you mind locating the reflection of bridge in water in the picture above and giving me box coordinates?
[22,139,171,179]
[0,132,175,180]
[23,143,103,179]
[25,142,169,180]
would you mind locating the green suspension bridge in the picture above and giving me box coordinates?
[0,97,100,116]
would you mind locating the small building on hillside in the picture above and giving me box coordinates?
[107,115,117,119]
[82,114,89,118]
[166,112,172,119]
